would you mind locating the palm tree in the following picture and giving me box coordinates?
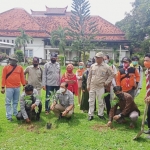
[50,27,67,66]
[15,29,33,65]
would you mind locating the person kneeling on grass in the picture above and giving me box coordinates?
[50,82,74,120]
[107,86,140,128]
[16,84,42,123]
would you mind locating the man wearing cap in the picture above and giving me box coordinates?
[1,54,26,121]
[116,57,140,98]
[87,52,114,121]
[24,57,43,95]
[42,52,61,114]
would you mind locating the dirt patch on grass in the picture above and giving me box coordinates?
[92,124,115,132]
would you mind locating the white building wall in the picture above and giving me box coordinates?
[0,37,45,58]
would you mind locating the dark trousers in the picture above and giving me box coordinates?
[148,104,150,129]
[16,102,42,121]
[45,85,60,112]
[104,90,111,115]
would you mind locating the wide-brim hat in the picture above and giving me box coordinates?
[9,54,18,62]
[95,52,104,58]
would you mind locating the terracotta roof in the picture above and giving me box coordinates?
[0,8,127,41]
[0,8,49,38]
[34,15,126,41]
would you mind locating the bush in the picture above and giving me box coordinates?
[0,53,8,61]
[58,55,65,66]
[15,50,24,62]
[81,52,89,63]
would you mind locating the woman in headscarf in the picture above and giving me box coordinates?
[80,61,96,112]
[61,64,78,96]
[76,62,85,106]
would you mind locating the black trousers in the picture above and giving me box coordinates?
[148,104,150,129]
[104,90,111,115]
[16,102,42,121]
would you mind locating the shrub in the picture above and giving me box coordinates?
[15,50,24,62]
[0,52,8,61]
[58,55,65,66]
[81,52,89,63]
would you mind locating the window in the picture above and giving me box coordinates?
[31,40,33,44]
[7,40,9,43]
[3,40,5,42]
[0,39,2,42]
[25,49,33,57]
[12,40,14,43]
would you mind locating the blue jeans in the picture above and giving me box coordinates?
[5,87,20,119]
[45,86,59,112]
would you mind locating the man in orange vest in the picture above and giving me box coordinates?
[116,57,140,98]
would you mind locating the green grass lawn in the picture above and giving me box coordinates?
[0,66,150,150]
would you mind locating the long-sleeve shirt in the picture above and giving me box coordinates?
[87,62,114,90]
[42,62,61,86]
[24,65,43,90]
[1,65,25,88]
[109,92,140,121]
[20,89,40,119]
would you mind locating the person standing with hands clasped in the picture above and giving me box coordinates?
[87,52,114,121]
[42,52,61,114]
[1,54,26,121]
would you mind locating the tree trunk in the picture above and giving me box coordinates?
[83,51,86,65]
[23,45,26,66]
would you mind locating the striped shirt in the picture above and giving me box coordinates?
[42,62,61,86]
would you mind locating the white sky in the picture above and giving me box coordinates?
[0,0,135,24]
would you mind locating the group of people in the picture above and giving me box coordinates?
[1,51,150,139]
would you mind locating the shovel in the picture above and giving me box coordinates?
[133,103,148,140]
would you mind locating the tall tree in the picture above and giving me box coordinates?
[68,0,98,64]
[50,27,68,66]
[116,0,150,54]
[15,29,33,64]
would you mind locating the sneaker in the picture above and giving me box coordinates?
[88,116,93,121]
[144,130,150,134]
[98,115,106,120]
[7,118,13,122]
[146,134,150,139]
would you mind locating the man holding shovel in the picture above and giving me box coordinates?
[107,86,140,128]
[143,53,150,139]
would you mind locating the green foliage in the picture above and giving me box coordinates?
[58,55,65,66]
[116,0,150,54]
[68,0,98,64]
[50,27,68,66]
[81,52,89,63]
[141,39,150,53]
[110,97,119,107]
[15,50,24,62]
[101,92,110,99]
[0,52,8,61]
[15,28,33,64]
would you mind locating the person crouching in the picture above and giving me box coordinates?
[16,84,42,123]
[107,86,140,128]
[50,82,74,120]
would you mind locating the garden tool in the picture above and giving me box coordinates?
[133,103,148,140]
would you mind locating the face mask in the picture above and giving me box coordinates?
[9,60,17,66]
[123,63,129,68]
[144,61,150,68]
[33,64,38,67]
[60,87,65,93]
[67,69,72,73]
[79,66,83,69]
[132,61,138,66]
[51,59,56,63]
[116,93,124,100]
[87,68,90,71]
[104,60,108,64]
